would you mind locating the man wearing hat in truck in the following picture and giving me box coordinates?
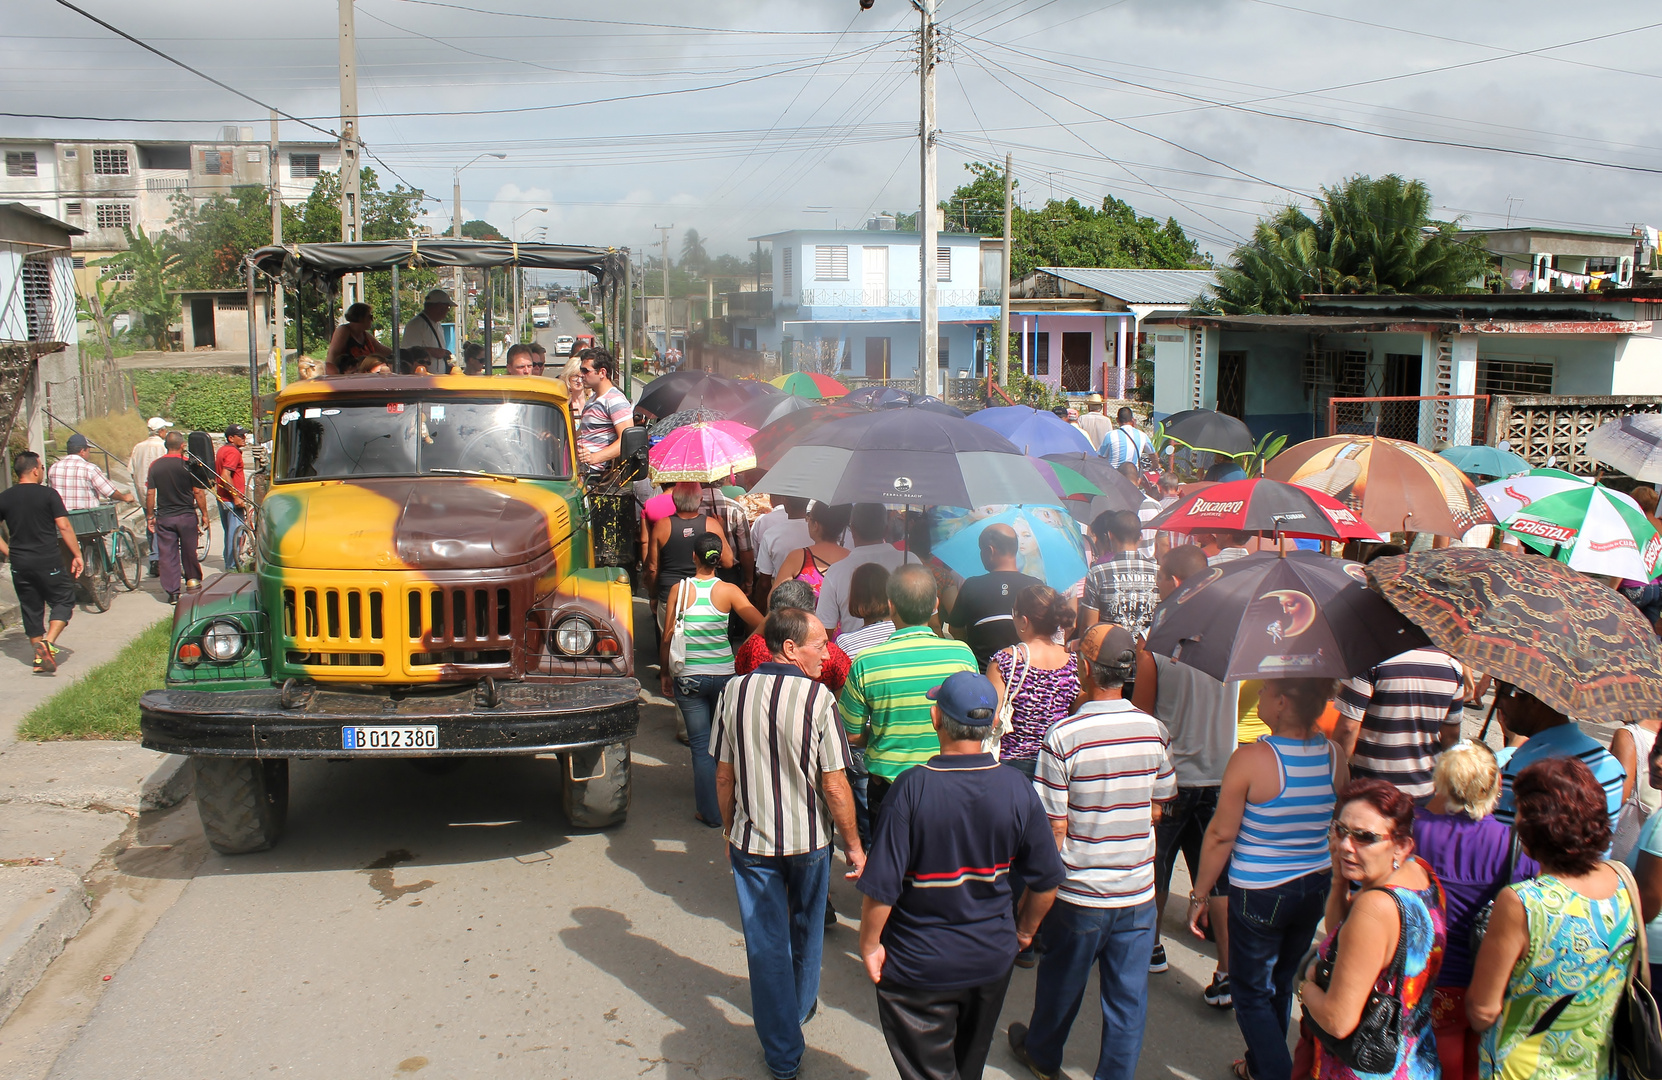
[402,289,455,370]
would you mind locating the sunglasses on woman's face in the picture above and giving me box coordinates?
[1329,822,1392,846]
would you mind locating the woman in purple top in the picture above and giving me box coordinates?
[1411,740,1537,1080]
[986,586,1079,780]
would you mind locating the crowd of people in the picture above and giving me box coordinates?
[634,429,1662,1080]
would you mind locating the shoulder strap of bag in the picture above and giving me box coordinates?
[1380,886,1410,988]
[1609,858,1651,990]
[1007,643,1031,698]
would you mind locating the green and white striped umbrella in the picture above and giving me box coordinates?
[1501,482,1662,581]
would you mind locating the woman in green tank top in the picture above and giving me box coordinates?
[661,531,763,827]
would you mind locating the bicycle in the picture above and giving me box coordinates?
[66,503,144,612]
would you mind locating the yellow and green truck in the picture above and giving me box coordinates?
[140,240,642,853]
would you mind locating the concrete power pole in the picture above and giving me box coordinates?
[655,224,673,349]
[337,0,363,309]
[997,151,1012,387]
[917,0,939,397]
[270,110,285,389]
[453,172,464,341]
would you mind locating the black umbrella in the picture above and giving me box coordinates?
[902,394,967,418]
[648,407,725,439]
[753,407,1051,509]
[726,392,821,431]
[636,371,749,419]
[749,402,872,469]
[1041,452,1150,512]
[1144,551,1429,682]
[844,385,914,408]
[1159,408,1255,456]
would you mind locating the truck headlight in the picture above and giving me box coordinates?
[201,620,245,663]
[553,617,594,656]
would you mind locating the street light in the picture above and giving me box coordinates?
[452,151,506,343]
[512,207,548,343]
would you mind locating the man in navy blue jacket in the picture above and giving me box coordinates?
[856,671,1065,1080]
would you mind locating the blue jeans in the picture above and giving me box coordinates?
[218,500,244,569]
[1024,899,1157,1080]
[848,746,870,846]
[675,673,731,824]
[730,845,831,1078]
[1228,870,1331,1080]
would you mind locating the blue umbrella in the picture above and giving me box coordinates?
[933,506,1089,591]
[1439,444,1531,479]
[967,405,1095,456]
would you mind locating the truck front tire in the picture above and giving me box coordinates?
[193,757,289,854]
[561,742,631,828]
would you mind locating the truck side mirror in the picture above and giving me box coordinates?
[619,426,649,460]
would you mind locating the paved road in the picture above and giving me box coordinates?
[533,300,591,361]
[8,599,1245,1080]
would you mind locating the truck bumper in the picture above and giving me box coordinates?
[140,680,641,759]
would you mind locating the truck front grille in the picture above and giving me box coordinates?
[405,586,515,670]
[280,585,390,676]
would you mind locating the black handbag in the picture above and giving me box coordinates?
[1610,860,1662,1080]
[1308,888,1408,1075]
[1470,829,1522,955]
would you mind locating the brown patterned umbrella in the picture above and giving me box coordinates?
[1266,435,1495,537]
[1366,548,1662,722]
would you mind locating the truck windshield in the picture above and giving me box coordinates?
[274,399,571,481]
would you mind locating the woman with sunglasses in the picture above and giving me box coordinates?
[1188,678,1349,1080]
[1298,779,1446,1080]
[1468,756,1637,1080]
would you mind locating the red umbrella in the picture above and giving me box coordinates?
[1149,478,1383,541]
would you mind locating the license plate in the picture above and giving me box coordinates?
[341,725,438,750]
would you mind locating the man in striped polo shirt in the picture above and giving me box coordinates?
[1009,623,1176,1080]
[714,608,864,1080]
[839,564,978,826]
[1333,646,1465,802]
[1492,680,1626,828]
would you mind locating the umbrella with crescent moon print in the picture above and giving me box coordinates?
[1144,551,1429,682]
[751,407,1052,509]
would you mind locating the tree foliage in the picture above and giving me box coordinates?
[1210,174,1490,315]
[92,226,181,350]
[681,228,708,274]
[460,218,503,240]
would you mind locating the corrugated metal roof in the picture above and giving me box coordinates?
[1039,267,1216,305]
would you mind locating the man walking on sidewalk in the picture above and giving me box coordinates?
[215,425,251,569]
[857,670,1064,1080]
[146,431,208,603]
[0,452,84,674]
[129,417,172,576]
[1009,623,1176,1080]
[49,433,136,512]
[714,608,865,1080]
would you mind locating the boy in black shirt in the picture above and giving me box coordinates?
[947,523,1043,672]
[0,452,84,673]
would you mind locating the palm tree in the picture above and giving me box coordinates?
[92,226,181,350]
[681,228,708,274]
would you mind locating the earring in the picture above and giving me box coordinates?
[1392,857,1400,870]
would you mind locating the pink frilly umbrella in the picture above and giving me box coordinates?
[648,421,757,483]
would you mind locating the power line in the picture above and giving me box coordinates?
[387,0,894,37]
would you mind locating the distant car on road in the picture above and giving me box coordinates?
[553,335,576,356]
[532,304,551,328]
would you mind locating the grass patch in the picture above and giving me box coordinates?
[17,619,171,741]
[49,411,150,470]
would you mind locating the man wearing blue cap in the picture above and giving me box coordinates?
[856,669,1065,1080]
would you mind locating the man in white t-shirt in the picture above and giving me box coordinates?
[402,289,455,371]
[754,496,812,601]
[816,503,907,636]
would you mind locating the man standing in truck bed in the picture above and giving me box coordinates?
[573,348,633,480]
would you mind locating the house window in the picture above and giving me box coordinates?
[1477,357,1553,396]
[782,248,793,297]
[814,245,848,280]
[6,151,37,177]
[1025,332,1050,375]
[92,148,129,175]
[202,150,233,175]
[936,245,950,282]
[246,150,262,163]
[94,203,132,230]
[64,202,82,216]
[21,258,52,342]
[101,265,135,282]
[289,153,320,178]
[937,332,950,369]
[62,148,76,159]
[72,256,85,269]
[218,292,248,309]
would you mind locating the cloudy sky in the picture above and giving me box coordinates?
[8,0,1662,268]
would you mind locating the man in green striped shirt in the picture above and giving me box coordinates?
[840,564,977,824]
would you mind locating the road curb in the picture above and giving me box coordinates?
[0,865,89,1026]
[139,754,193,811]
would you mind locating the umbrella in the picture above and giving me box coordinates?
[843,385,913,407]
[752,407,1053,509]
[770,371,847,398]
[1148,478,1383,542]
[749,402,871,470]
[933,506,1089,591]
[968,405,1096,457]
[1158,409,1255,456]
[647,407,725,439]
[725,391,821,431]
[1439,444,1531,479]
[1145,551,1429,681]
[1366,548,1662,722]
[1039,453,1154,511]
[1499,483,1661,580]
[1266,435,1495,537]
[1033,459,1103,501]
[648,422,757,483]
[636,371,750,418]
[904,395,967,418]
[1586,413,1662,482]
[1476,468,1590,523]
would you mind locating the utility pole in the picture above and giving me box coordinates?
[453,172,464,340]
[337,0,362,310]
[998,151,1012,387]
[655,224,673,351]
[270,110,286,389]
[917,0,939,397]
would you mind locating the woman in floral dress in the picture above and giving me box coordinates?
[985,585,1079,780]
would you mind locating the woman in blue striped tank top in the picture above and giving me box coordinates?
[661,532,763,828]
[1188,678,1351,1080]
